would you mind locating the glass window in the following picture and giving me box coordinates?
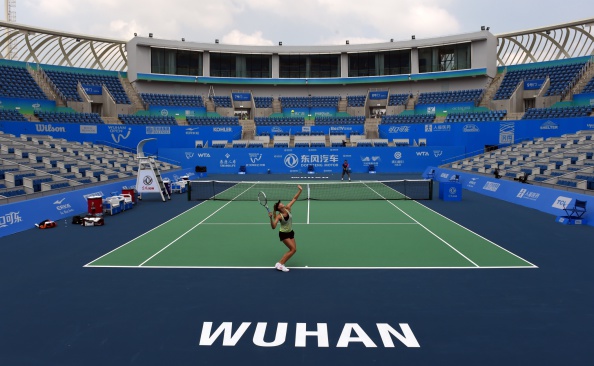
[418,43,471,73]
[280,55,307,78]
[310,54,340,78]
[150,48,202,76]
[348,52,377,77]
[383,50,411,75]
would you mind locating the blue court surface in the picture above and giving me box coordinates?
[0,175,593,366]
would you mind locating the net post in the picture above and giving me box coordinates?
[187,180,191,201]
[307,184,310,200]
[429,179,433,200]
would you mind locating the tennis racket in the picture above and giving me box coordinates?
[258,191,270,213]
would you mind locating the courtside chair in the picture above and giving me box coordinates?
[563,200,587,219]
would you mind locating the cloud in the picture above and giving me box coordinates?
[221,30,274,46]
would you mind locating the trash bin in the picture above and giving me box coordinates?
[87,196,103,216]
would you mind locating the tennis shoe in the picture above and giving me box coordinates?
[341,178,343,181]
[277,264,290,272]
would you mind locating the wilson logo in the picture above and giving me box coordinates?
[36,124,65,133]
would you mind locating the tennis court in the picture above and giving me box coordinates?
[86,180,536,270]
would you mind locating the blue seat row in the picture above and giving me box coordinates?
[118,114,177,125]
[186,116,239,125]
[418,89,483,105]
[45,69,130,104]
[381,114,435,124]
[314,116,365,125]
[0,109,28,122]
[140,93,204,107]
[388,94,410,106]
[521,106,592,119]
[35,111,104,124]
[0,65,48,100]
[347,95,366,107]
[254,97,273,108]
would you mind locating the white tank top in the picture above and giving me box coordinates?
[279,211,292,232]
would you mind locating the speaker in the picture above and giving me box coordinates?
[195,166,207,173]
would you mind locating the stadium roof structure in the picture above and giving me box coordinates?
[1,17,594,72]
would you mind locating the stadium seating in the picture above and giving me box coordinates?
[381,114,435,124]
[580,76,594,94]
[0,109,28,122]
[388,93,410,106]
[521,106,592,119]
[417,89,483,105]
[494,62,586,100]
[35,111,104,124]
[314,116,365,125]
[186,116,239,125]
[254,117,305,126]
[140,93,204,107]
[211,96,232,108]
[118,114,177,125]
[254,96,273,108]
[44,69,130,104]
[280,96,340,108]
[0,65,47,100]
[347,95,366,107]
[445,110,507,123]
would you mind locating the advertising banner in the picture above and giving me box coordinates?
[0,97,56,114]
[232,93,251,101]
[147,105,207,118]
[81,84,102,95]
[428,167,592,227]
[524,79,545,90]
[369,91,389,100]
[160,146,463,174]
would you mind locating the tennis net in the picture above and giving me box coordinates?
[187,180,433,201]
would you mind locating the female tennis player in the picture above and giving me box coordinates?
[268,185,302,272]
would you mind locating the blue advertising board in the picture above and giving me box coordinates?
[524,79,545,90]
[282,108,309,117]
[415,102,475,116]
[572,93,594,106]
[256,125,364,137]
[311,107,337,117]
[0,97,56,114]
[0,121,242,154]
[369,91,389,100]
[232,93,251,101]
[0,169,196,238]
[160,146,464,174]
[81,84,102,95]
[426,166,593,227]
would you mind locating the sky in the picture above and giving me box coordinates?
[9,0,594,45]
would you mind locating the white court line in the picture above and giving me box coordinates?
[85,265,536,270]
[363,182,480,268]
[137,183,258,267]
[199,222,419,225]
[410,199,538,268]
[83,200,211,267]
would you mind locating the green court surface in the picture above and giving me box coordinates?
[85,196,537,270]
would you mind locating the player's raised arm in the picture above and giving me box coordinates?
[286,185,303,210]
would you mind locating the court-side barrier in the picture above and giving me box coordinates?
[424,166,592,226]
[0,169,195,238]
[160,146,465,174]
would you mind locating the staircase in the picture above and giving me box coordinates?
[27,66,66,107]
[564,62,594,101]
[479,71,506,109]
[119,76,144,113]
[205,99,216,113]
[365,118,379,139]
[405,94,418,110]
[272,99,282,114]
[241,120,255,140]
[102,116,121,124]
[337,98,348,113]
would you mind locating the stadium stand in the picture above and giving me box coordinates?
[521,106,592,119]
[280,96,340,108]
[211,96,232,108]
[347,95,366,107]
[417,89,483,105]
[494,62,586,100]
[444,110,507,123]
[582,76,594,94]
[382,114,435,124]
[44,69,130,104]
[314,116,365,125]
[35,111,104,124]
[254,96,273,108]
[388,93,410,106]
[118,114,177,125]
[186,116,239,125]
[0,65,47,100]
[254,117,305,126]
[0,110,28,122]
[140,93,204,107]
